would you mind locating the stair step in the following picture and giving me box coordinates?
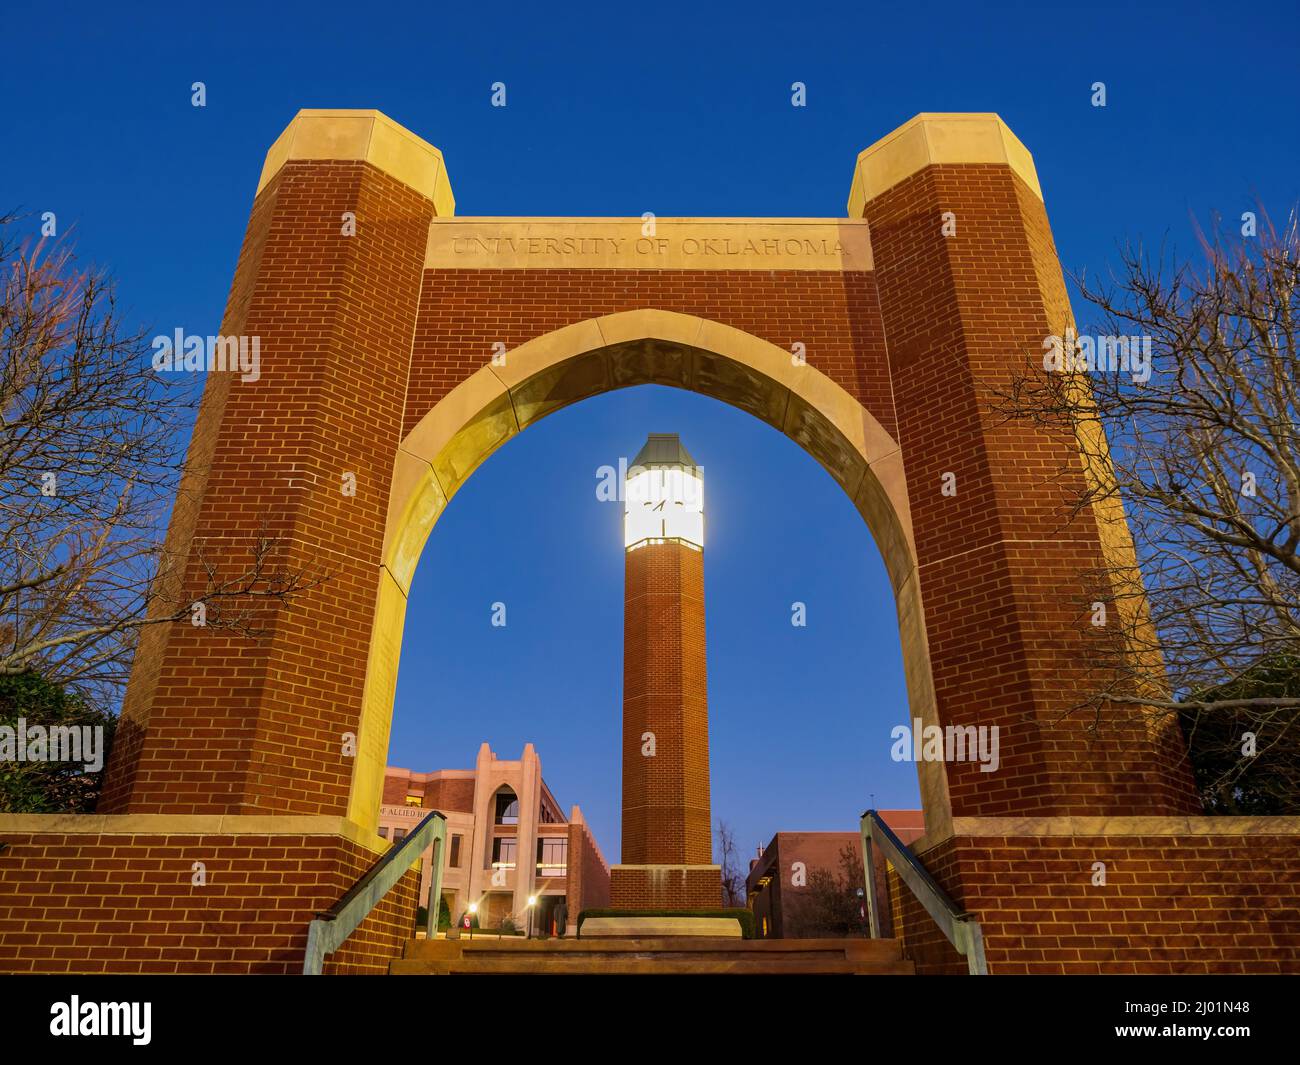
[391,936,913,975]
[391,956,915,975]
[404,936,903,960]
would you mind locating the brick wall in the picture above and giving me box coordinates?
[382,776,415,805]
[609,866,723,910]
[405,269,895,438]
[566,820,611,915]
[381,772,477,814]
[424,779,476,814]
[889,831,1300,974]
[0,830,416,974]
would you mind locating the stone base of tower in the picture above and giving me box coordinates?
[609,864,724,910]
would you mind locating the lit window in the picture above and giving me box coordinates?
[405,795,422,807]
[491,837,517,868]
[536,838,567,878]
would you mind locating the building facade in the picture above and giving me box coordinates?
[747,812,924,939]
[380,743,609,935]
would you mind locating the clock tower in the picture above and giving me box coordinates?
[611,434,723,910]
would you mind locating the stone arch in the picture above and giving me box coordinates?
[346,309,952,838]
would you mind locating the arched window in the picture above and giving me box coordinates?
[493,788,519,825]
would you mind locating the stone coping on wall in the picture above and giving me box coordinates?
[257,109,455,216]
[0,813,390,854]
[847,112,1042,217]
[907,815,1300,852]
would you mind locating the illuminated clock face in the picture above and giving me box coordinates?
[625,466,703,549]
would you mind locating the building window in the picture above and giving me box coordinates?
[536,838,567,878]
[391,828,408,848]
[378,826,389,840]
[491,837,517,869]
[449,834,462,869]
[494,790,519,825]
[405,794,422,807]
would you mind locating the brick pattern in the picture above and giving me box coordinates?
[889,833,1300,974]
[102,160,436,817]
[566,820,611,917]
[622,542,712,866]
[861,164,1200,818]
[609,866,723,910]
[406,269,895,439]
[0,832,417,974]
[380,775,475,813]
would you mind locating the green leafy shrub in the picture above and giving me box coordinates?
[0,672,117,813]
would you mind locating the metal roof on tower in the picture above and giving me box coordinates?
[631,433,698,469]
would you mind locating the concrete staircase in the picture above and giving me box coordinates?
[390,936,914,975]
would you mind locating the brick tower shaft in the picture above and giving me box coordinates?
[621,539,712,864]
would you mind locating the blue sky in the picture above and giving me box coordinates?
[3,1,1296,862]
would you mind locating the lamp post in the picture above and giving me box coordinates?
[467,901,477,941]
[526,895,537,940]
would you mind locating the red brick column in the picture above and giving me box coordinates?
[855,119,1199,818]
[26,111,452,976]
[102,113,442,818]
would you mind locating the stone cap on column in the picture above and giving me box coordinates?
[847,113,1041,218]
[257,108,455,216]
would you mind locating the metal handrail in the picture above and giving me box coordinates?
[303,809,447,975]
[860,809,987,975]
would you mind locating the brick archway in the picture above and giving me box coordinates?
[7,110,1295,976]
[97,111,1197,834]
[348,308,952,836]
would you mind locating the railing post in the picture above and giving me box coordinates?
[955,917,989,976]
[859,812,883,939]
[303,919,327,976]
[423,831,444,940]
